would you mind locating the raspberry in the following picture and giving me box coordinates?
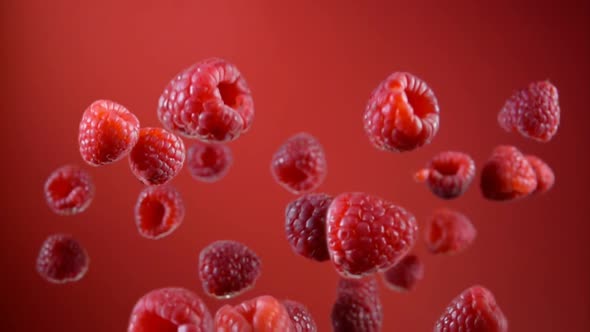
[425,208,476,255]
[331,277,382,332]
[36,234,89,284]
[128,287,213,332]
[285,193,332,262]
[44,165,94,215]
[198,240,261,299]
[364,72,440,152]
[215,295,295,332]
[157,58,254,142]
[129,127,186,186]
[282,300,317,332]
[78,99,140,166]
[326,192,418,277]
[382,254,424,292]
[135,185,185,240]
[415,151,475,199]
[186,142,232,183]
[526,155,555,194]
[498,81,560,142]
[480,145,537,201]
[271,133,327,194]
[435,286,508,332]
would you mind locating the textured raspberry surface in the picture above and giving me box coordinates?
[326,192,418,277]
[135,185,185,240]
[526,155,555,194]
[271,133,327,194]
[415,151,476,199]
[157,58,254,142]
[382,254,424,292]
[364,72,440,152]
[480,145,537,201]
[79,99,140,166]
[282,300,317,332]
[215,295,295,332]
[36,234,89,284]
[199,240,261,299]
[331,277,382,332]
[129,127,186,186]
[44,165,94,215]
[498,80,560,142]
[435,286,508,332]
[285,193,333,262]
[187,142,233,182]
[425,209,476,255]
[128,287,213,332]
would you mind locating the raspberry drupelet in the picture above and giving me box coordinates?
[44,165,94,215]
[36,234,89,284]
[282,300,318,332]
[331,277,382,332]
[215,295,295,332]
[425,208,476,255]
[415,151,476,199]
[480,145,537,201]
[135,185,185,240]
[382,254,424,292]
[526,155,555,194]
[186,141,233,183]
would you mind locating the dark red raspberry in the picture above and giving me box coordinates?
[285,193,332,262]
[215,295,295,332]
[44,165,94,215]
[425,208,476,255]
[480,145,537,201]
[364,72,440,152]
[157,58,254,142]
[271,133,327,194]
[134,185,185,240]
[382,254,424,292]
[79,99,140,166]
[326,192,418,277]
[331,277,382,332]
[526,155,555,194]
[198,240,261,299]
[282,300,317,332]
[186,141,232,182]
[127,287,213,332]
[435,286,508,332]
[129,127,186,186]
[498,80,560,142]
[415,151,475,199]
[36,234,89,284]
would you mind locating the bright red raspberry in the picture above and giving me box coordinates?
[186,142,232,183]
[79,99,140,166]
[44,165,94,215]
[271,133,327,194]
[480,145,537,201]
[415,151,475,199]
[425,209,476,255]
[435,286,508,332]
[382,254,424,292]
[129,127,186,186]
[215,295,295,332]
[198,240,261,299]
[36,234,89,284]
[498,80,560,142]
[285,193,332,262]
[135,186,185,240]
[157,58,254,142]
[326,192,418,277]
[364,72,440,152]
[282,300,317,332]
[128,287,213,332]
[331,277,382,332]
[526,155,555,194]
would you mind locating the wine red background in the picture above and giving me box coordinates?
[1,0,589,331]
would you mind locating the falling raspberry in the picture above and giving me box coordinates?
[44,165,94,215]
[215,295,295,332]
[198,240,261,299]
[127,287,213,332]
[435,286,508,332]
[129,127,186,186]
[331,277,382,332]
[425,208,477,255]
[79,99,140,166]
[415,151,476,199]
[186,141,233,183]
[271,133,327,194]
[134,185,185,240]
[326,192,418,277]
[382,254,424,292]
[283,300,317,332]
[285,193,332,262]
[498,80,560,142]
[36,234,89,284]
[157,58,254,142]
[526,155,555,194]
[480,145,537,201]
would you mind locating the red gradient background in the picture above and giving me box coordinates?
[1,0,589,331]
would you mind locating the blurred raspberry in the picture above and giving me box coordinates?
[44,165,94,215]
[215,295,295,332]
[331,277,382,332]
[282,300,317,332]
[526,155,555,194]
[186,142,232,182]
[425,208,476,255]
[415,151,475,199]
[382,254,424,292]
[36,234,89,284]
[135,185,185,240]
[480,145,537,201]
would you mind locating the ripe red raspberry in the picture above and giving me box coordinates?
[285,193,333,262]
[498,80,560,142]
[425,208,476,255]
[157,58,254,142]
[326,192,418,277]
[331,277,382,332]
[382,254,424,292]
[526,155,555,194]
[79,99,140,166]
[186,142,232,182]
[129,127,186,186]
[36,234,89,284]
[198,240,261,299]
[271,133,327,194]
[44,165,94,215]
[364,72,440,152]
[127,287,213,332]
[415,151,475,199]
[480,145,537,201]
[135,185,185,240]
[215,295,295,332]
[282,300,317,332]
[435,286,508,332]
